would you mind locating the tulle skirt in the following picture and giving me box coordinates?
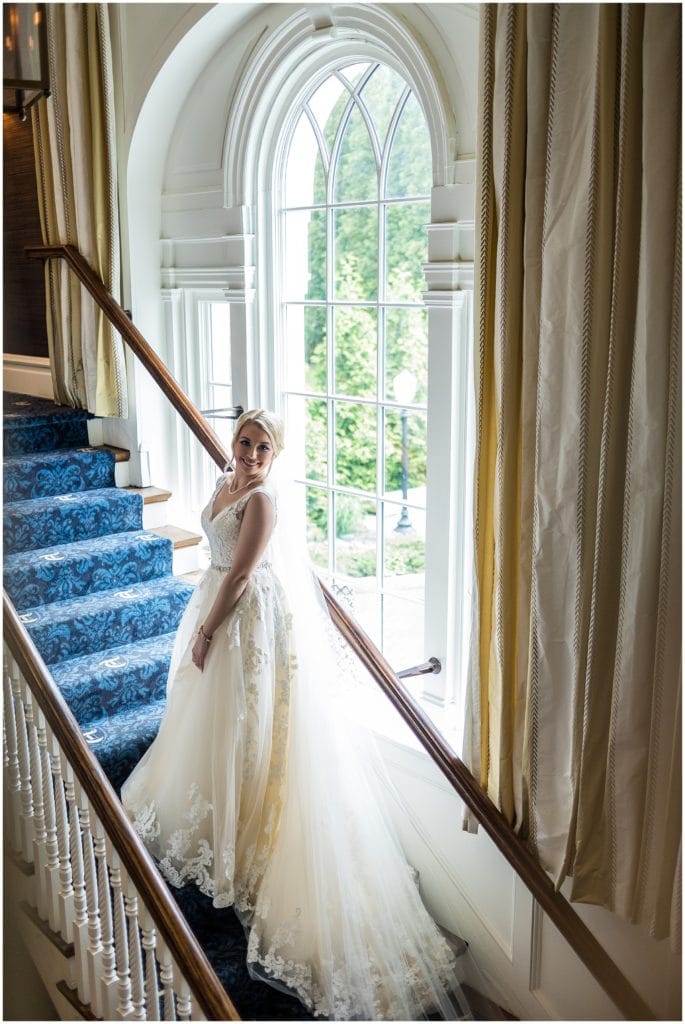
[122,565,470,1020]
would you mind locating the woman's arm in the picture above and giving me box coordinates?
[191,491,275,671]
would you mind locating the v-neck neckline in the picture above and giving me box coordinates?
[209,479,260,524]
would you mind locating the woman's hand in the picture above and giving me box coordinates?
[191,627,212,672]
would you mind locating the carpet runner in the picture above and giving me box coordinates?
[3,392,312,1021]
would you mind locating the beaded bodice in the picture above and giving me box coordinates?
[200,478,276,573]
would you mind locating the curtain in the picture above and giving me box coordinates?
[464,3,681,945]
[32,4,127,417]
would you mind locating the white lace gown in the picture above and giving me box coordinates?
[122,479,470,1021]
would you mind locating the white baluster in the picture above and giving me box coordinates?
[26,697,49,920]
[124,883,147,1021]
[175,973,192,1022]
[39,722,60,930]
[95,822,118,1018]
[158,938,177,1021]
[11,674,34,863]
[109,851,133,1019]
[81,806,104,1018]
[51,747,74,941]
[3,659,22,853]
[70,786,90,1006]
[141,907,161,1021]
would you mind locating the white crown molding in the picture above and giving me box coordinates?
[160,266,255,294]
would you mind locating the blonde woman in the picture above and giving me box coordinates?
[123,410,472,1021]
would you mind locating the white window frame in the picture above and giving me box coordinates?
[217,8,475,723]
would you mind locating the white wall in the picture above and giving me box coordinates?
[110,4,681,1019]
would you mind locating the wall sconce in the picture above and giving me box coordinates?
[3,3,50,121]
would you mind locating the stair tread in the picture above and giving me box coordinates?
[126,485,173,504]
[150,524,203,548]
[52,631,177,680]
[3,445,113,469]
[3,392,90,425]
[20,574,193,624]
[86,698,167,792]
[100,443,130,463]
[4,485,140,513]
[53,633,177,728]
[3,446,116,502]
[5,527,171,566]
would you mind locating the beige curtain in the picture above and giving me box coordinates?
[32,4,127,417]
[464,3,681,945]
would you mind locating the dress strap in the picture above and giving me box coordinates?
[236,485,278,523]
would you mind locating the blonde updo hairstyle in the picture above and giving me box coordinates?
[231,409,285,460]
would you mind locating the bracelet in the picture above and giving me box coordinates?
[198,624,213,645]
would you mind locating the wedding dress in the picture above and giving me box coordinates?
[122,474,472,1020]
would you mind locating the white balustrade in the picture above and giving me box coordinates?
[158,937,178,1021]
[141,906,161,1021]
[26,698,47,918]
[3,660,22,854]
[53,748,75,940]
[70,786,90,1005]
[125,886,147,1021]
[12,672,34,862]
[81,806,105,1018]
[109,852,134,1019]
[95,822,118,1018]
[39,717,60,930]
[2,641,225,1023]
[175,972,192,1021]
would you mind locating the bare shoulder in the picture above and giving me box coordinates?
[241,486,277,521]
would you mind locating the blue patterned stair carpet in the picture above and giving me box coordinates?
[2,392,312,1021]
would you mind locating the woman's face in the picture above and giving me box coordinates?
[233,423,275,478]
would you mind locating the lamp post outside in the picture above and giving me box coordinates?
[392,370,417,534]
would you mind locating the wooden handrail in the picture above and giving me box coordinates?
[26,242,654,1021]
[3,593,241,1022]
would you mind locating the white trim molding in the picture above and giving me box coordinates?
[223,5,463,211]
[3,354,54,399]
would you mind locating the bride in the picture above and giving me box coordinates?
[122,409,472,1021]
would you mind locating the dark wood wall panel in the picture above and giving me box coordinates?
[3,113,49,357]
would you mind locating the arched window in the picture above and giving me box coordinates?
[279,62,433,670]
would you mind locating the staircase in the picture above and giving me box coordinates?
[3,392,313,1020]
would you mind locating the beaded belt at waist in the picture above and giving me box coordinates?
[210,560,272,574]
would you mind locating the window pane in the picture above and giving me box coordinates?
[285,209,327,301]
[359,65,406,156]
[285,111,325,208]
[382,593,425,669]
[386,92,432,198]
[334,492,377,573]
[383,407,427,503]
[306,485,329,570]
[285,305,327,393]
[308,76,349,156]
[385,200,429,302]
[335,402,377,492]
[287,395,328,483]
[334,207,378,301]
[209,383,234,450]
[334,102,377,203]
[334,306,376,398]
[382,510,426,588]
[338,62,373,88]
[209,304,231,384]
[385,308,428,404]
